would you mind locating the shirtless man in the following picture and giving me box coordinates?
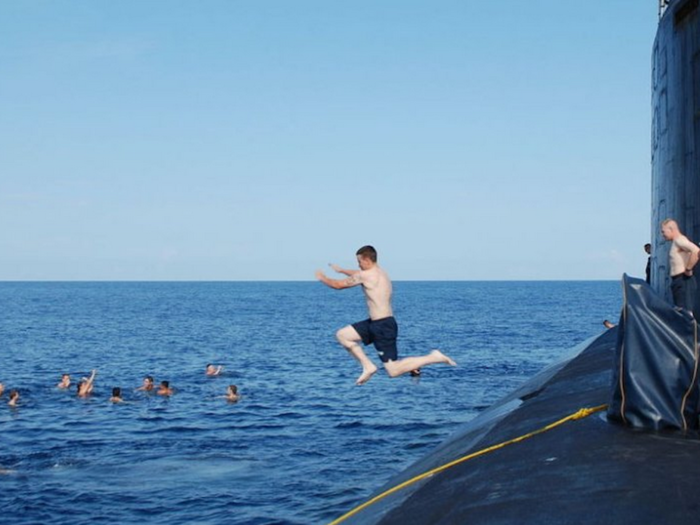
[661,219,700,314]
[316,245,456,385]
[57,374,71,389]
[136,375,155,392]
[157,380,174,396]
[8,390,19,407]
[206,364,223,376]
[110,387,124,403]
[225,384,240,402]
[77,370,97,398]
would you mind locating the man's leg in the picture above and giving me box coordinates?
[671,278,685,308]
[383,350,456,378]
[336,325,378,385]
[688,275,698,318]
[672,276,694,313]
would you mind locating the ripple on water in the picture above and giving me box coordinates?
[0,281,621,524]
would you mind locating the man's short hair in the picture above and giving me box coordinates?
[356,245,377,262]
[644,243,651,249]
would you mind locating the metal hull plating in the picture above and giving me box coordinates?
[651,0,700,298]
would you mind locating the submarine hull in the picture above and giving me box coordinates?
[340,326,700,524]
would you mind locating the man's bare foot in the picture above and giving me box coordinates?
[356,364,378,385]
[431,349,457,366]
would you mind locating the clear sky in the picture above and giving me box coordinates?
[0,1,659,281]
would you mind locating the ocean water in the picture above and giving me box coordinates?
[0,281,621,524]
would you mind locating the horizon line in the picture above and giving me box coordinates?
[0,278,625,283]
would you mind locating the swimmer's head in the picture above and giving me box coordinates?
[112,387,121,397]
[228,385,238,395]
[160,381,169,388]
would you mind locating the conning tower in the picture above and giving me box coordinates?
[652,0,700,297]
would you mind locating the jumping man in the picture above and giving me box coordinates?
[315,245,456,385]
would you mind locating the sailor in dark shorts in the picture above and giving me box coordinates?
[352,317,398,363]
[661,219,700,317]
[316,245,456,385]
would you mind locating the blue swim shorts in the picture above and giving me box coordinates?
[351,316,398,363]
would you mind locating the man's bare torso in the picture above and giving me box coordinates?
[359,265,393,320]
[670,235,697,276]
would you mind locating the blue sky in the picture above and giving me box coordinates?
[0,1,658,280]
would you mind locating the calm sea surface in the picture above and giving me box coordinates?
[0,281,621,524]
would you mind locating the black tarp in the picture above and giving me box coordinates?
[608,274,700,431]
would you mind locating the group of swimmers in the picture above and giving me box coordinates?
[1,363,240,408]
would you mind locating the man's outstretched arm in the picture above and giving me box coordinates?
[329,263,359,276]
[316,269,362,290]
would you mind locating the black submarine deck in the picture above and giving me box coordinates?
[338,324,700,524]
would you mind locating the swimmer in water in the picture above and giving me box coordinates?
[0,382,4,397]
[8,390,19,407]
[136,375,155,392]
[110,387,124,403]
[226,384,239,402]
[57,374,71,389]
[206,364,223,376]
[77,369,97,398]
[157,380,174,396]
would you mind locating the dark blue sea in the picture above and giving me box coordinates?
[0,281,621,524]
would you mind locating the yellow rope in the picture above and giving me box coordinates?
[328,404,609,525]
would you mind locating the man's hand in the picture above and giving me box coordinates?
[329,263,343,273]
[315,270,327,281]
